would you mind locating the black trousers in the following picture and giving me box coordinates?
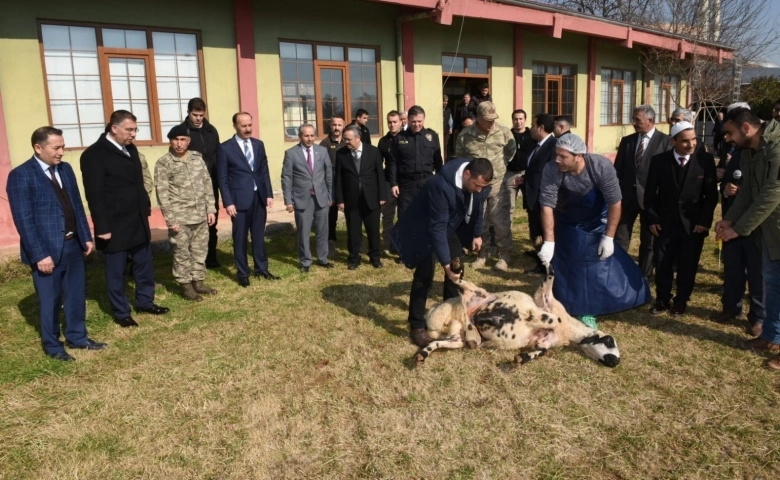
[616,199,654,277]
[653,223,706,306]
[328,204,339,242]
[345,194,381,264]
[206,171,220,265]
[408,233,463,329]
[381,184,397,250]
[397,174,432,220]
[722,234,765,322]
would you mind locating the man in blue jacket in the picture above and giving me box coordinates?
[392,157,493,347]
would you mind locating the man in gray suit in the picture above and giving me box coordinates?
[282,124,333,273]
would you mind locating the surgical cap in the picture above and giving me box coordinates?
[555,133,587,155]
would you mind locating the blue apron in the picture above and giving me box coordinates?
[550,160,650,316]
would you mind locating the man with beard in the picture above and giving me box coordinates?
[320,115,347,258]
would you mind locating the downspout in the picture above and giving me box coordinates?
[395,12,432,111]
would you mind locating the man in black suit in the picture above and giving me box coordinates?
[351,109,372,145]
[217,112,279,287]
[516,113,556,274]
[614,105,672,278]
[335,125,387,269]
[644,121,718,316]
[80,110,169,327]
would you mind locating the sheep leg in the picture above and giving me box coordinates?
[514,348,548,365]
[415,335,464,364]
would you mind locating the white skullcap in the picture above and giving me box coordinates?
[727,102,750,112]
[555,133,587,155]
[670,121,694,138]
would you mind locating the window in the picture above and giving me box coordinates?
[40,22,204,147]
[600,68,635,125]
[441,54,489,76]
[532,63,576,124]
[280,41,380,139]
[653,74,680,123]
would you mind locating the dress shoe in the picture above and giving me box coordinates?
[205,259,221,269]
[137,304,170,315]
[114,316,139,328]
[766,354,780,371]
[524,263,546,275]
[67,338,107,350]
[255,270,280,280]
[671,304,686,317]
[742,337,780,354]
[748,322,763,338]
[494,259,509,271]
[710,310,741,324]
[318,262,334,269]
[371,260,383,269]
[301,266,310,273]
[48,351,75,362]
[410,328,432,348]
[650,301,670,316]
[237,276,250,287]
[348,262,359,270]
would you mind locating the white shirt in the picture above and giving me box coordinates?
[35,156,61,187]
[675,153,690,166]
[455,162,474,224]
[106,133,129,155]
[528,133,553,167]
[636,127,656,154]
[235,134,257,191]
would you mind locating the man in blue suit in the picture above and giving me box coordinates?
[392,157,493,347]
[7,127,106,361]
[218,112,279,286]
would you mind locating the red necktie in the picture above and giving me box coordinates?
[306,148,313,174]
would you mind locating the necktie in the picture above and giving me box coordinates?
[48,166,61,189]
[353,150,361,168]
[244,140,254,169]
[679,156,687,168]
[635,135,647,168]
[306,148,313,174]
[121,146,130,157]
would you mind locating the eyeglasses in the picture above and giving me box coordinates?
[123,128,139,133]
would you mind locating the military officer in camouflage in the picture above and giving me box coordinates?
[155,125,217,301]
[455,101,516,271]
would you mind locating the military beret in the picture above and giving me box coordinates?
[167,125,190,139]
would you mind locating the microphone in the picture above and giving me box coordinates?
[732,170,742,186]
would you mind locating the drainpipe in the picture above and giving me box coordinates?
[396,12,432,111]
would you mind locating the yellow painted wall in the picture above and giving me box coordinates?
[251,0,400,186]
[0,0,238,206]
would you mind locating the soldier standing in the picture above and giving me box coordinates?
[155,125,217,301]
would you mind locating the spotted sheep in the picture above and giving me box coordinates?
[415,267,620,368]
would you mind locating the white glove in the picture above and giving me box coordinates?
[538,241,555,267]
[598,235,614,261]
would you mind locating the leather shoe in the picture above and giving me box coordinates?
[205,259,221,269]
[137,304,170,315]
[301,266,310,273]
[710,310,741,324]
[255,270,280,280]
[410,328,431,348]
[238,276,250,287]
[48,351,75,362]
[318,262,334,269]
[67,338,107,350]
[371,260,383,269]
[671,304,686,317]
[114,316,139,328]
[650,301,670,316]
[743,337,780,354]
[348,262,359,270]
[524,263,545,275]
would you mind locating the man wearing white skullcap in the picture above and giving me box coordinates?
[538,134,651,325]
[645,121,718,317]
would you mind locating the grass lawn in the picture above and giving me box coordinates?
[1,217,779,479]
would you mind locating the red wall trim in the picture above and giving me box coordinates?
[402,21,415,108]
[234,0,259,130]
[586,38,597,152]
[0,85,19,246]
[514,26,524,110]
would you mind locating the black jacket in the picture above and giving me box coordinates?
[508,127,536,172]
[522,135,557,212]
[80,134,151,253]
[351,121,372,145]
[335,144,387,210]
[319,135,346,168]
[388,128,443,186]
[453,103,473,131]
[614,130,672,211]
[377,132,396,182]
[644,149,718,233]
[181,118,220,174]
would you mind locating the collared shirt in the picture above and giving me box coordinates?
[106,133,129,156]
[455,162,474,224]
[528,133,553,167]
[35,156,61,187]
[300,143,313,162]
[636,127,656,154]
[675,153,690,166]
[234,134,252,153]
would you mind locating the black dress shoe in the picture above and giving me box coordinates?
[67,338,107,350]
[348,262,359,270]
[48,351,75,362]
[205,259,221,269]
[301,266,310,273]
[671,304,686,317]
[137,304,170,315]
[650,301,670,316]
[114,316,139,328]
[238,276,250,287]
[255,270,280,280]
[371,260,383,269]
[318,262,334,269]
[410,328,431,348]
[524,263,546,275]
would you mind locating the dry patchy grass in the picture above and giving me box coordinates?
[1,219,780,479]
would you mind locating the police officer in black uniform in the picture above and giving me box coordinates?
[388,105,443,218]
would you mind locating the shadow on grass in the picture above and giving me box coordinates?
[18,292,42,336]
[321,281,410,339]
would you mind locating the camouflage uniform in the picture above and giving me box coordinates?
[138,152,154,200]
[455,123,516,264]
[155,150,216,284]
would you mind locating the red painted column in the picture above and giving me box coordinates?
[402,21,415,108]
[514,26,524,110]
[586,38,597,152]
[234,0,259,129]
[0,84,19,247]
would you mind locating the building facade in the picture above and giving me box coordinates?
[0,0,732,246]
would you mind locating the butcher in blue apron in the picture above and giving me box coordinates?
[537,134,650,323]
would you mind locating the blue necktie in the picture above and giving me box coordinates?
[244,140,254,169]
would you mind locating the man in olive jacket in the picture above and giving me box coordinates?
[716,108,780,370]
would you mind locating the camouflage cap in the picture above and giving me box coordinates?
[476,101,499,121]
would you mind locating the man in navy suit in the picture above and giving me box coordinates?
[218,112,279,286]
[7,127,106,361]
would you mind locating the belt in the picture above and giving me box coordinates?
[400,172,431,181]
[64,232,75,241]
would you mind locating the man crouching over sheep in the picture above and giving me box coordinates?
[392,157,493,347]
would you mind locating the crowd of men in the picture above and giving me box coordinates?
[8,90,780,372]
